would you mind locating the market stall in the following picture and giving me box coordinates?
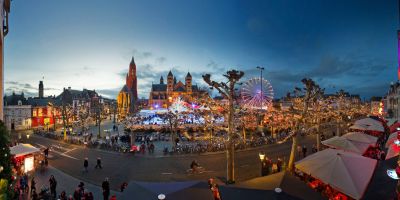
[10,143,40,174]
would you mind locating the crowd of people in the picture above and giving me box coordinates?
[13,172,117,200]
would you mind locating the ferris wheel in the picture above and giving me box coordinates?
[241,77,274,110]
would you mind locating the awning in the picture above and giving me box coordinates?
[10,143,40,157]
[120,181,213,200]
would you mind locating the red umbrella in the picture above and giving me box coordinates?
[390,122,400,133]
[386,142,400,160]
[131,145,139,152]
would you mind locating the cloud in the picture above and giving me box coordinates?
[83,66,93,71]
[143,52,152,58]
[310,55,390,79]
[97,88,121,99]
[156,57,166,64]
[6,81,18,85]
[3,81,54,97]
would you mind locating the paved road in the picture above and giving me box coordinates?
[22,133,319,191]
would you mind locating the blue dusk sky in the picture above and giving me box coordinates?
[4,0,399,99]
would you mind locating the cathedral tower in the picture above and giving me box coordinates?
[126,56,138,102]
[167,70,173,93]
[185,72,192,93]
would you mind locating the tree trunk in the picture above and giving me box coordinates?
[288,132,297,171]
[316,117,321,151]
[336,118,340,136]
[226,83,235,184]
[62,105,67,140]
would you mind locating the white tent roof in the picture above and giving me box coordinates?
[386,118,397,127]
[10,143,40,157]
[322,136,371,154]
[350,118,384,132]
[341,132,378,144]
[295,149,377,200]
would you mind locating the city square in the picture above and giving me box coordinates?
[0,1,399,200]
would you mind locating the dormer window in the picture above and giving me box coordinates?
[17,100,22,106]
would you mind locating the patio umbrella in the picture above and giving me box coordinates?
[341,132,378,144]
[234,171,324,200]
[322,136,371,154]
[350,118,385,132]
[218,186,301,200]
[120,181,213,200]
[386,143,400,160]
[387,119,398,127]
[295,149,377,200]
[390,122,400,133]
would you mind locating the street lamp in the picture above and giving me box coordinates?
[256,66,265,110]
[259,152,265,161]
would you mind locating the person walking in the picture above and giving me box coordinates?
[59,190,67,200]
[302,145,307,158]
[276,157,283,172]
[83,158,89,173]
[30,176,36,195]
[297,145,302,158]
[49,175,57,199]
[44,147,49,158]
[312,144,317,153]
[102,178,110,200]
[95,157,102,169]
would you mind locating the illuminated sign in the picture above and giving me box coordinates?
[24,156,34,173]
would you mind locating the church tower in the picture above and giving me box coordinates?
[167,70,173,93]
[126,56,138,102]
[160,76,164,84]
[39,81,44,98]
[185,72,192,93]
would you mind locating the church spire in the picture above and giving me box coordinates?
[130,56,135,64]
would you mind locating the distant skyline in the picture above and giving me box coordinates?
[4,0,399,99]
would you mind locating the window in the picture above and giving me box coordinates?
[33,110,37,117]
[17,100,22,106]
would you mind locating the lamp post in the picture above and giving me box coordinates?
[256,66,265,110]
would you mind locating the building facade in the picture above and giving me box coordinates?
[117,57,138,117]
[28,81,62,130]
[149,71,201,109]
[370,96,383,116]
[0,0,11,120]
[386,82,400,120]
[4,92,31,130]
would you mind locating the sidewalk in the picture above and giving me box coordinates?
[28,165,122,199]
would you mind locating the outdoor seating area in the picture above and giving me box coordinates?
[292,116,395,199]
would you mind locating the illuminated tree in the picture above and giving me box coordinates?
[0,121,11,199]
[203,70,244,184]
[288,78,324,171]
